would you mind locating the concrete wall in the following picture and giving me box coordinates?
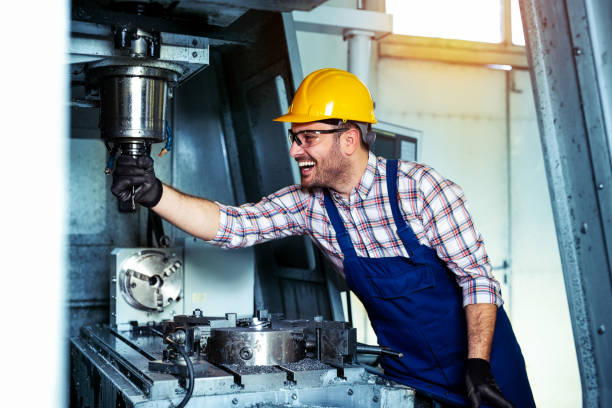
[295,20,582,407]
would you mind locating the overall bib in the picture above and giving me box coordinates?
[323,160,535,407]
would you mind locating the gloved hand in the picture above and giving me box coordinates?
[111,155,163,208]
[465,358,514,408]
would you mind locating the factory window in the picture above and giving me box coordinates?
[386,0,527,47]
[511,0,526,46]
[386,0,504,43]
[382,0,528,69]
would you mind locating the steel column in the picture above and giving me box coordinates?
[519,1,612,406]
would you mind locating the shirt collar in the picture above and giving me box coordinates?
[356,151,378,201]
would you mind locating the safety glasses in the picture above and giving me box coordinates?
[287,127,347,147]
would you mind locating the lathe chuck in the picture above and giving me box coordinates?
[118,249,183,312]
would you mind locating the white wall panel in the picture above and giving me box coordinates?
[296,30,348,76]
[509,69,581,407]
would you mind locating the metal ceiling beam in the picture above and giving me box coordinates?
[519,1,612,406]
[292,6,392,39]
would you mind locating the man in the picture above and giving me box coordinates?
[112,68,535,408]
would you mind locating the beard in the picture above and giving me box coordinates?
[300,139,351,190]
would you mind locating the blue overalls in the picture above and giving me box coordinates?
[323,160,535,407]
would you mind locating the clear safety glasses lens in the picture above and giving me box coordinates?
[287,128,346,147]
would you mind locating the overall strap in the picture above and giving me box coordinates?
[323,190,358,258]
[386,160,424,258]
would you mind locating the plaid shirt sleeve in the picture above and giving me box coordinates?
[412,165,503,307]
[207,185,308,248]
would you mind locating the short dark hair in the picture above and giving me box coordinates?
[317,119,374,148]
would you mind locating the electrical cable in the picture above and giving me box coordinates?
[167,339,194,408]
[158,120,173,157]
[105,145,120,175]
[147,210,154,247]
[149,327,194,408]
[346,289,354,328]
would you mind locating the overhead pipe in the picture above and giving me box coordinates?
[344,29,375,88]
[344,0,375,87]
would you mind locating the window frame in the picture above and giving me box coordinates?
[380,0,527,69]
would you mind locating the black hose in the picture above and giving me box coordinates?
[346,289,354,328]
[148,327,194,408]
[356,342,404,358]
[147,209,168,248]
[167,338,195,408]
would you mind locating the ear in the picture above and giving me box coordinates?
[341,128,360,155]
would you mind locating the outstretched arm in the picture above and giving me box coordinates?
[111,155,221,241]
[152,184,220,241]
[111,155,306,246]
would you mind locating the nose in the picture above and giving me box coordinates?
[289,140,304,158]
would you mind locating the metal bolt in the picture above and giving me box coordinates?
[573,47,583,56]
[373,395,379,403]
[598,183,604,190]
[347,388,354,396]
[581,223,588,234]
[111,312,116,316]
[193,308,203,317]
[597,325,606,334]
[292,393,298,400]
[232,398,238,405]
[192,51,198,57]
[239,347,253,360]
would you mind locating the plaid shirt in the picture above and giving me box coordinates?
[210,151,502,307]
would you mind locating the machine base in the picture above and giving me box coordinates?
[70,325,415,407]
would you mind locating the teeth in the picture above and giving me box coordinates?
[298,161,316,167]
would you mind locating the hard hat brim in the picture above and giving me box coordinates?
[273,112,376,124]
[273,112,329,123]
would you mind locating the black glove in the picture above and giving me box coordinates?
[111,155,163,208]
[465,358,514,408]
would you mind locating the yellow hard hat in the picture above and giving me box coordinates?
[274,68,376,124]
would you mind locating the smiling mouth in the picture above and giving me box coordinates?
[298,161,316,176]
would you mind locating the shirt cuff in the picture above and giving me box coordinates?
[204,203,232,247]
[460,275,504,308]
